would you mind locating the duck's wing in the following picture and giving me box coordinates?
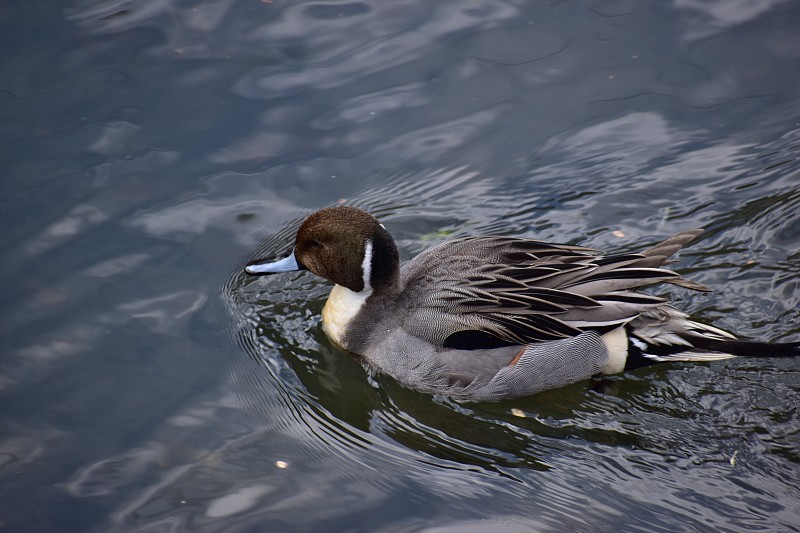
[398,232,705,349]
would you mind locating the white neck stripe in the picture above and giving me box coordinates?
[321,238,374,346]
[361,239,373,292]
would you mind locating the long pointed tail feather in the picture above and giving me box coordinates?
[625,329,800,371]
[688,338,800,358]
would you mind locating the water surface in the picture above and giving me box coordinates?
[1,1,799,531]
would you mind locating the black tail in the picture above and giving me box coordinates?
[690,338,800,358]
[624,333,800,371]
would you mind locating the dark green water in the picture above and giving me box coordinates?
[1,1,799,531]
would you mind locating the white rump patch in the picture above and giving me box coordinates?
[601,326,628,374]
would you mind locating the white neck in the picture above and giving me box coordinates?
[321,239,373,348]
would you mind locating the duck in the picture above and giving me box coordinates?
[245,206,799,401]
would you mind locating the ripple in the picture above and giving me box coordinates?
[233,1,518,99]
[4,0,800,531]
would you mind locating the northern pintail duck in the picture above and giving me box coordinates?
[245,206,799,401]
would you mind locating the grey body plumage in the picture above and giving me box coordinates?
[245,207,799,401]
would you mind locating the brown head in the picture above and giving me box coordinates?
[245,206,400,293]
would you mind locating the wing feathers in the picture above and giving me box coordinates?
[400,232,707,348]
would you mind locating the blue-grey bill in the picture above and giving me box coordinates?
[245,249,300,275]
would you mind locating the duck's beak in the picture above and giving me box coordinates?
[245,248,301,275]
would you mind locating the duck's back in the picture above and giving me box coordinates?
[395,236,670,348]
[358,233,703,400]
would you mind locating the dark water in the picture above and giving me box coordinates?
[2,1,800,531]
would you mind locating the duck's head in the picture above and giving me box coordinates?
[245,206,400,293]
